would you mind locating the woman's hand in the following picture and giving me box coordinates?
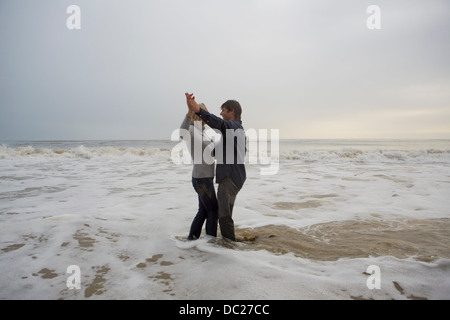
[185,92,200,113]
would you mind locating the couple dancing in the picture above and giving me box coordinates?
[181,92,246,242]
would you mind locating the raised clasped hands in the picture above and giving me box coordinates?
[185,92,200,114]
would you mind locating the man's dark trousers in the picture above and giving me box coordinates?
[217,177,241,241]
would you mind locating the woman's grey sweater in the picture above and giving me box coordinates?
[180,116,215,178]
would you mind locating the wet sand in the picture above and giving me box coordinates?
[235,218,450,262]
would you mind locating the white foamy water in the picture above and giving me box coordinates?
[0,139,449,299]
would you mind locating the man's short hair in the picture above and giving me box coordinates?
[221,100,242,120]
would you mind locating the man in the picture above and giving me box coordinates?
[185,92,246,241]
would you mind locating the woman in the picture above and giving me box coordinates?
[180,103,218,240]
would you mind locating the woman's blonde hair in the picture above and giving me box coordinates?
[191,103,207,123]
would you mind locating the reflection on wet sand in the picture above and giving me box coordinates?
[235,218,450,262]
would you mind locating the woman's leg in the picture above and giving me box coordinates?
[189,178,218,238]
[188,178,207,240]
[202,178,218,237]
[188,195,206,240]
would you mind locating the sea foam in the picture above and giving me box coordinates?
[1,140,449,299]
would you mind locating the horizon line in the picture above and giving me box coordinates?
[1,137,450,142]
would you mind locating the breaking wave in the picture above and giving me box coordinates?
[0,145,170,160]
[279,148,450,164]
[1,144,449,164]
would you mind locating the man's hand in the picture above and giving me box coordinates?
[185,92,200,114]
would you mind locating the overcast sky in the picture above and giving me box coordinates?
[1,0,449,140]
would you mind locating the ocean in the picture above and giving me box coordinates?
[0,139,449,299]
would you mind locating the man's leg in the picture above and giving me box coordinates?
[217,177,240,241]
